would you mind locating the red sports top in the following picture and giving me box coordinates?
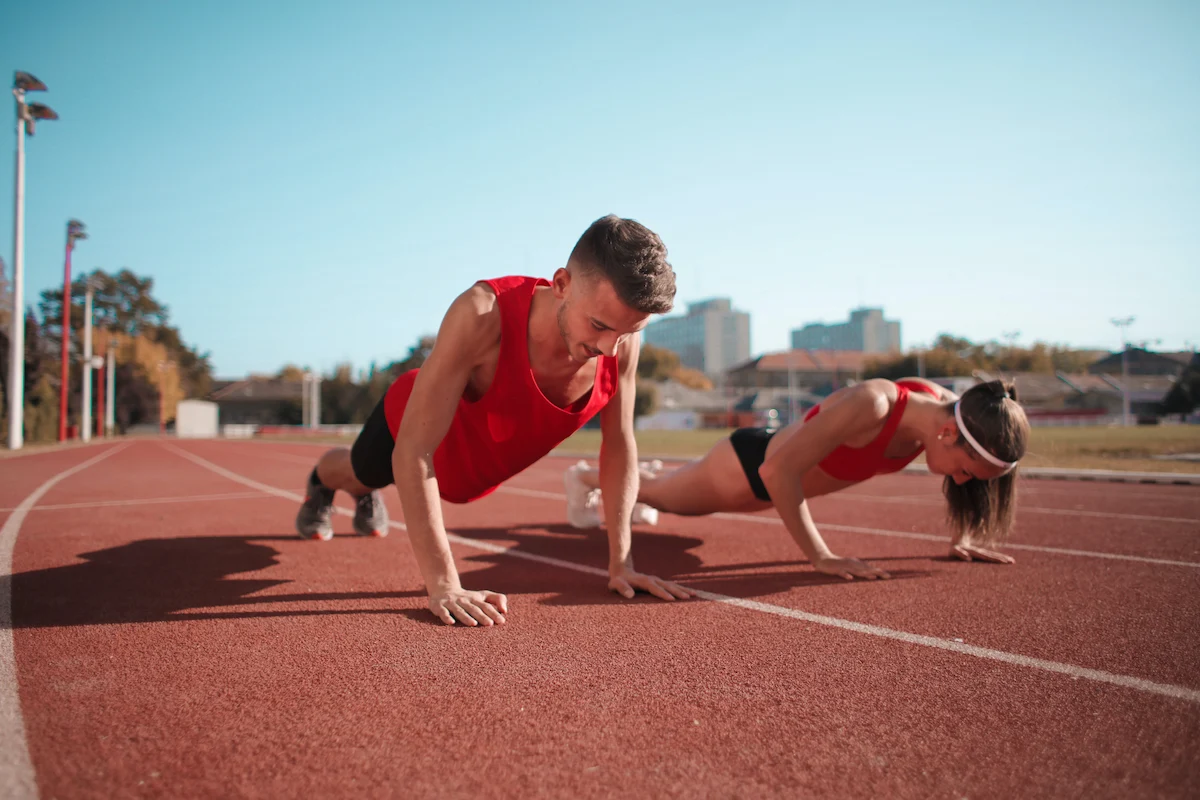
[803,378,940,482]
[383,276,620,504]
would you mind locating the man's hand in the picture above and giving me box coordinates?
[429,588,508,627]
[813,555,890,581]
[950,542,1015,564]
[608,567,693,601]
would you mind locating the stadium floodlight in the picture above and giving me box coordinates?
[8,71,59,449]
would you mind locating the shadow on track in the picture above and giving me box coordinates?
[5,535,422,629]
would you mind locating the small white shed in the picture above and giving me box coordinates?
[175,399,220,438]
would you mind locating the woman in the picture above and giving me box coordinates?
[563,378,1029,580]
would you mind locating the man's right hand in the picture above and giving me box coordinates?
[429,588,509,627]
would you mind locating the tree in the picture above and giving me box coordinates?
[320,363,366,424]
[637,343,680,382]
[277,364,308,382]
[671,366,713,390]
[24,373,58,443]
[39,268,212,403]
[1163,355,1200,417]
[111,360,161,432]
[634,380,658,418]
[387,335,436,376]
[864,334,1105,381]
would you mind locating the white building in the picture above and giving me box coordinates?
[642,298,751,376]
[791,307,901,354]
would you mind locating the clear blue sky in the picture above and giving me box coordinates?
[3,0,1197,378]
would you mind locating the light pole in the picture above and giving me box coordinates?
[1111,316,1135,426]
[105,343,116,436]
[58,219,86,441]
[306,372,322,429]
[80,275,103,442]
[301,371,310,428]
[8,71,58,450]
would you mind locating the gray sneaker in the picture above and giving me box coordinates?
[295,469,335,541]
[353,491,389,537]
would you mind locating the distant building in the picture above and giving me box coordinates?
[209,378,304,425]
[723,349,867,425]
[642,297,751,376]
[791,307,901,354]
[969,371,1176,423]
[725,350,867,392]
[1087,348,1194,378]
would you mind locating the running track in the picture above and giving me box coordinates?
[2,439,1199,798]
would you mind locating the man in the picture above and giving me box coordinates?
[295,214,693,626]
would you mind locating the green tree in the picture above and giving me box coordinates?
[320,363,366,424]
[671,365,713,390]
[1163,355,1200,416]
[277,364,308,382]
[637,343,680,382]
[388,335,436,375]
[24,374,59,443]
[634,380,658,418]
[39,268,212,403]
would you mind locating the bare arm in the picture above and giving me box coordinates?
[900,376,958,403]
[393,284,508,626]
[596,334,692,601]
[757,383,893,580]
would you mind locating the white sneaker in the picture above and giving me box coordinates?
[565,462,602,528]
[631,503,659,526]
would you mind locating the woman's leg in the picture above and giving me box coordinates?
[571,437,768,516]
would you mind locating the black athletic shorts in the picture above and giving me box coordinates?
[729,427,776,502]
[349,393,396,490]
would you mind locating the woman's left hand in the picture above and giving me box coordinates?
[950,542,1015,564]
[814,555,891,580]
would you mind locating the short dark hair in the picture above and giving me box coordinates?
[569,214,676,314]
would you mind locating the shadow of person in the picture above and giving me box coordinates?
[445,525,932,607]
[5,535,422,630]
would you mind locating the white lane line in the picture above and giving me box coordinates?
[0,492,266,513]
[1,443,128,800]
[168,443,1200,706]
[497,486,1200,570]
[688,590,1200,704]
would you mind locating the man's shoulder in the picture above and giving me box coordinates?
[473,275,545,297]
[443,283,504,342]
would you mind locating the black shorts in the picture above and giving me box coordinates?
[349,393,396,490]
[729,427,776,502]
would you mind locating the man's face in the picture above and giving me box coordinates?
[553,268,650,363]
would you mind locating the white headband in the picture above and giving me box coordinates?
[954,400,1018,472]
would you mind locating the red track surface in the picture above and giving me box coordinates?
[4,439,1199,798]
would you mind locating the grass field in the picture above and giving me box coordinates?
[555,424,1200,474]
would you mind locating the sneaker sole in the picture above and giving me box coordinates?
[297,527,334,541]
[354,527,388,538]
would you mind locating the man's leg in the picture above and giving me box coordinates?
[314,448,374,495]
[296,398,393,540]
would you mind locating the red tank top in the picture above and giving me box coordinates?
[383,276,619,504]
[803,379,940,482]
